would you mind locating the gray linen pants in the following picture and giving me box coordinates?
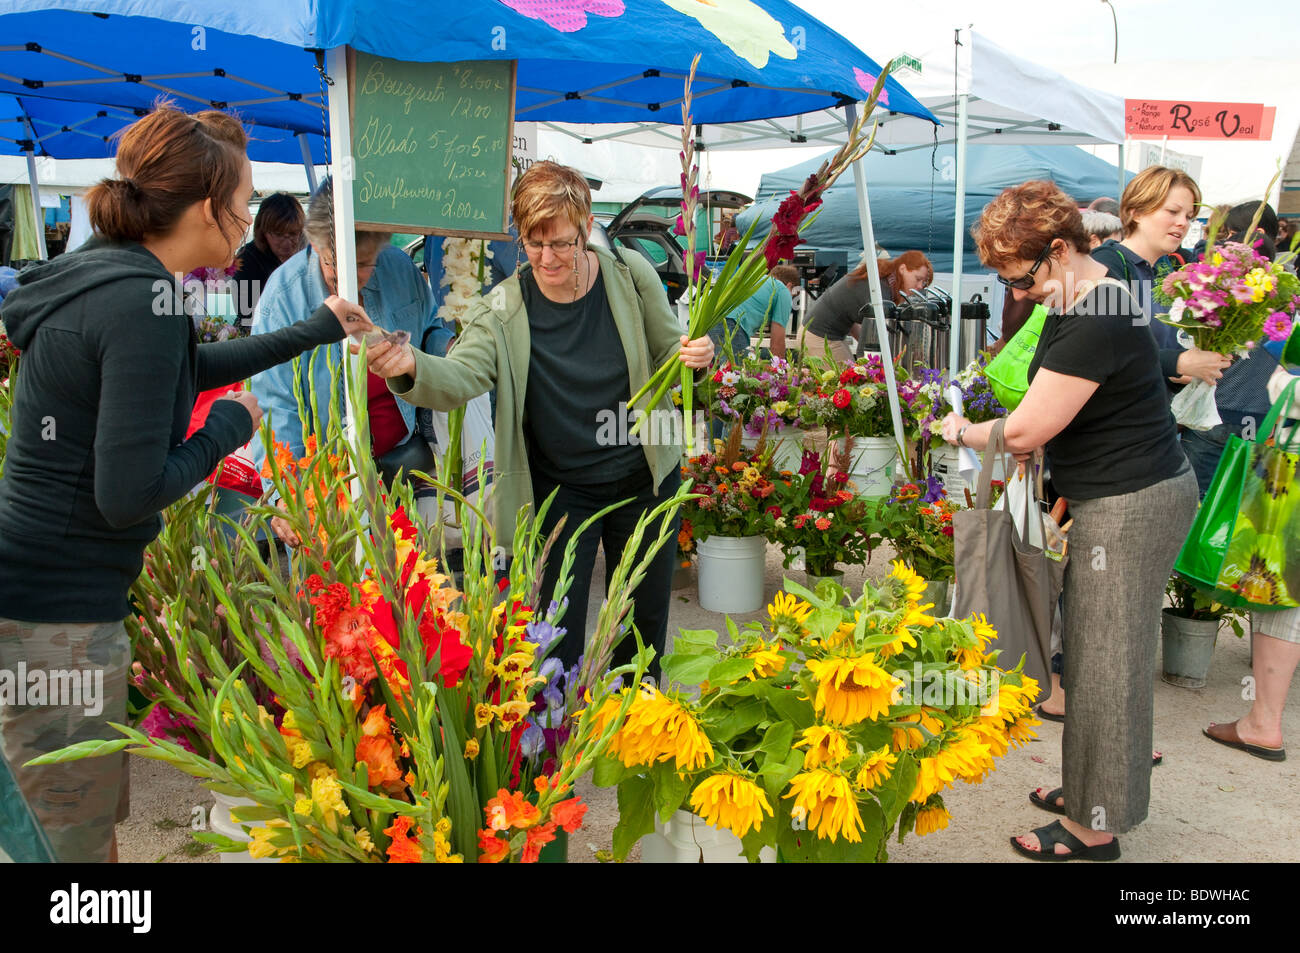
[1061,465,1197,833]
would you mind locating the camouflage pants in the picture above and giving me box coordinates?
[0,617,130,863]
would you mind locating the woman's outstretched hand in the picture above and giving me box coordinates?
[352,335,415,379]
[324,295,374,336]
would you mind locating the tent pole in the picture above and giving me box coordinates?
[325,45,362,499]
[298,133,319,192]
[22,120,49,261]
[1118,141,1126,198]
[844,103,906,464]
[947,92,970,375]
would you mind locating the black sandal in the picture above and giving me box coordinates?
[1010,820,1121,862]
[1034,704,1065,724]
[1028,787,1066,816]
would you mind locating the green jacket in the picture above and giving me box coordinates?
[389,245,685,552]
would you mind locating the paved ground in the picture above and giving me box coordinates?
[118,543,1300,863]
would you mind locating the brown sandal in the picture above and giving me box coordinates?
[1203,721,1286,762]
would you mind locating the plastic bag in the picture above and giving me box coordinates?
[1170,378,1223,431]
[993,464,1045,548]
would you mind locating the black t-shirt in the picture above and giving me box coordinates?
[1028,280,1186,501]
[521,269,646,485]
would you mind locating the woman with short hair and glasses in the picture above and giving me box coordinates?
[362,160,715,676]
[941,180,1198,861]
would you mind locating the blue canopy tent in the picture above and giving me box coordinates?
[739,143,1136,273]
[2,0,938,446]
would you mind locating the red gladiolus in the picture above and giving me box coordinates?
[521,821,558,863]
[765,231,801,268]
[552,797,588,833]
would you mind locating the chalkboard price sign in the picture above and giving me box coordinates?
[348,51,515,239]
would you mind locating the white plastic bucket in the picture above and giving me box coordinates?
[210,791,277,864]
[696,534,766,613]
[846,437,899,498]
[740,430,807,475]
[640,809,777,863]
[929,445,1006,498]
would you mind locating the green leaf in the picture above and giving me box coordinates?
[778,798,884,863]
[739,816,779,862]
[758,721,794,767]
[661,652,716,687]
[759,748,804,797]
[592,754,630,788]
[24,737,132,766]
[227,804,284,823]
[708,698,767,744]
[612,776,657,860]
[874,754,918,832]
[707,657,756,685]
[650,762,694,823]
[757,682,815,730]
[671,629,720,653]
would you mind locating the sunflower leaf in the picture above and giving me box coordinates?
[612,775,656,860]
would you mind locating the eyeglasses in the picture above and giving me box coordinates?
[997,240,1058,290]
[521,236,580,255]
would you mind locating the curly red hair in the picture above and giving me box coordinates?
[973,180,1089,270]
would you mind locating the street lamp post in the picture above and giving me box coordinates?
[1101,0,1118,63]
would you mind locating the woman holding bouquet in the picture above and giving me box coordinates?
[361,161,714,677]
[0,105,371,862]
[942,180,1198,861]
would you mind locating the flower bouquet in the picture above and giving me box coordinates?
[629,56,893,453]
[594,562,1040,862]
[1154,204,1299,429]
[772,451,874,577]
[697,354,819,440]
[35,358,687,863]
[866,479,957,584]
[911,356,1006,482]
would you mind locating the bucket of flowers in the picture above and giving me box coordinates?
[912,356,1006,497]
[867,478,958,614]
[34,359,686,863]
[799,355,915,496]
[681,428,788,614]
[697,354,819,473]
[771,450,874,588]
[593,562,1040,862]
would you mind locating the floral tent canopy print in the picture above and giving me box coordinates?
[659,0,797,69]
[496,0,626,33]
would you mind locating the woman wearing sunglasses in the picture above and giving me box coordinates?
[361,161,714,678]
[941,181,1198,861]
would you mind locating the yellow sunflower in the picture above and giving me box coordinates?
[689,773,774,838]
[876,621,918,660]
[605,686,715,772]
[910,731,992,802]
[767,591,813,633]
[784,769,864,843]
[915,800,951,836]
[854,746,898,790]
[806,654,899,725]
[745,641,786,679]
[794,725,851,769]
[889,560,926,605]
[890,708,945,751]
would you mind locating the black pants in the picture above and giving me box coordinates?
[532,465,681,679]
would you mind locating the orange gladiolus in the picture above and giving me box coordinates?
[477,829,509,864]
[521,821,557,863]
[484,788,541,831]
[356,735,404,792]
[384,815,423,863]
[551,797,588,834]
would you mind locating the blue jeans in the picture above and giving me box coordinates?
[1180,423,1237,499]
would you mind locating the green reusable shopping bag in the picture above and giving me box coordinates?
[983,304,1047,411]
[1283,322,1300,372]
[1174,378,1300,610]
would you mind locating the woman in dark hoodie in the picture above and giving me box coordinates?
[0,105,371,862]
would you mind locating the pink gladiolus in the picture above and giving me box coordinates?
[673,214,686,236]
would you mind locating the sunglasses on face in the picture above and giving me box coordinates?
[997,240,1058,290]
